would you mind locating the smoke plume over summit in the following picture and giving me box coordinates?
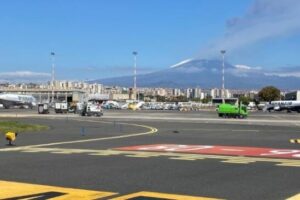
[199,0,300,57]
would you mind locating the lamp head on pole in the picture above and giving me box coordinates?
[51,52,55,56]
[132,51,138,56]
[220,50,226,55]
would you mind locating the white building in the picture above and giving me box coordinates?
[186,88,193,99]
[192,88,202,98]
[211,88,222,98]
[285,91,300,101]
[173,88,181,96]
[211,88,231,98]
[156,88,167,96]
[200,92,206,100]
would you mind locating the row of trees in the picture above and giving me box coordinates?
[148,95,212,103]
[146,86,282,104]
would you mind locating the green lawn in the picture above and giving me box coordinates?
[0,121,49,134]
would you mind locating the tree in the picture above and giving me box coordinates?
[138,93,144,101]
[258,86,281,102]
[191,98,201,102]
[156,95,166,102]
[175,95,188,102]
[239,96,251,105]
[253,98,260,106]
[201,96,212,104]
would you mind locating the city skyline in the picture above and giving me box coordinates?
[0,0,300,82]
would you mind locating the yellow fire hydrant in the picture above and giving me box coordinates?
[5,132,17,146]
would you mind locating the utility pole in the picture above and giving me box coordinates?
[132,51,138,101]
[51,52,55,103]
[221,50,226,104]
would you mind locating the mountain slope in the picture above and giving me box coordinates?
[94,59,300,89]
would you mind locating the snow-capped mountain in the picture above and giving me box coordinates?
[94,59,300,89]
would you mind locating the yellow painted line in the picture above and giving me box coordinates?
[221,157,258,164]
[0,180,116,199]
[169,154,207,161]
[28,125,157,148]
[0,120,158,152]
[276,162,300,167]
[125,152,162,158]
[3,146,300,168]
[0,180,222,200]
[287,193,300,200]
[290,139,300,144]
[117,151,300,167]
[111,191,221,200]
[88,150,125,156]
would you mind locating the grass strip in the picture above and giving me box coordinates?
[0,121,49,134]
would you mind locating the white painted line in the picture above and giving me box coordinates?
[1,113,300,125]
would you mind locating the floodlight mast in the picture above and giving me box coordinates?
[51,52,55,103]
[133,51,138,101]
[221,50,226,104]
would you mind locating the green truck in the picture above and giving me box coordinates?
[217,103,248,118]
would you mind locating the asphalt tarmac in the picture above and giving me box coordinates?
[0,109,300,199]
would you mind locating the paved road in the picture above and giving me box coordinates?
[2,108,300,125]
[0,110,300,199]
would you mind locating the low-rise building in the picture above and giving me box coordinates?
[285,91,300,101]
[110,93,130,101]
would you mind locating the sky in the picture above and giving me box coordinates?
[0,0,300,82]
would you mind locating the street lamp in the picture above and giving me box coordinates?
[132,51,138,101]
[220,50,226,104]
[50,52,55,103]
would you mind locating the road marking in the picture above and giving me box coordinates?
[231,130,259,132]
[221,157,258,164]
[0,180,222,200]
[2,113,300,127]
[0,120,158,151]
[286,193,300,200]
[2,147,300,167]
[169,154,207,161]
[221,149,244,152]
[290,139,300,144]
[111,191,221,200]
[272,115,284,120]
[116,144,300,159]
[0,180,116,199]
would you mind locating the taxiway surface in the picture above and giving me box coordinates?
[0,109,299,199]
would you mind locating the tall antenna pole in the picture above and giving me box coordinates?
[51,52,55,103]
[133,51,138,101]
[221,50,226,104]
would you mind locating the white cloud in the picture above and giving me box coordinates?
[235,65,251,70]
[235,64,261,70]
[199,0,300,58]
[0,71,51,81]
[170,58,194,68]
[265,72,300,78]
[226,64,263,77]
[263,65,300,77]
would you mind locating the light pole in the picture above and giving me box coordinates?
[132,51,138,101]
[220,50,226,104]
[51,52,55,103]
